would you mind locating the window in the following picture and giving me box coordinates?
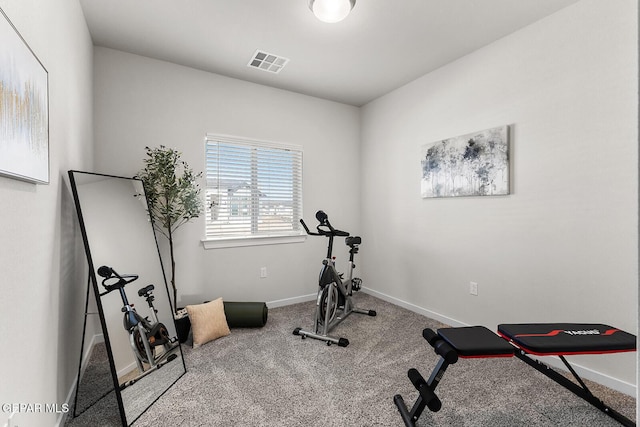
[203,134,303,247]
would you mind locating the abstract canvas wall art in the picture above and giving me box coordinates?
[0,8,49,184]
[421,126,509,198]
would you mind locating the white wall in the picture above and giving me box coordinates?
[360,0,638,392]
[93,47,362,308]
[0,0,93,426]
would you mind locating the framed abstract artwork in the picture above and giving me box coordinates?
[0,7,49,184]
[421,125,509,198]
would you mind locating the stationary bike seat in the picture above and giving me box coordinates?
[138,284,155,296]
[345,236,361,246]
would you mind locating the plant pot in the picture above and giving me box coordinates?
[175,309,191,343]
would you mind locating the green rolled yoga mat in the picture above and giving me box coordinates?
[177,300,268,342]
[223,301,268,328]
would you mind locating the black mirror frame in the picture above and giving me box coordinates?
[68,170,186,426]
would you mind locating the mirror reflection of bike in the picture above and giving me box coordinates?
[97,266,178,379]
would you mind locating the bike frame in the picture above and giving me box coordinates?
[294,211,376,346]
[316,256,358,335]
[99,267,175,373]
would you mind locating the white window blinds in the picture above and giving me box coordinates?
[205,135,303,240]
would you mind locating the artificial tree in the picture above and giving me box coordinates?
[137,145,203,315]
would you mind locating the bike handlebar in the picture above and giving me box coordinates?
[98,265,139,293]
[300,210,349,238]
[299,218,314,234]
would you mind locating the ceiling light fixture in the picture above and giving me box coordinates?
[308,0,356,23]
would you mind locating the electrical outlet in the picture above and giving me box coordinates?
[470,281,478,296]
[260,267,267,278]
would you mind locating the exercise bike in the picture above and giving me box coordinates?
[293,210,376,346]
[98,266,178,375]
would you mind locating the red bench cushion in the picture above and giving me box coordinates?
[497,323,636,356]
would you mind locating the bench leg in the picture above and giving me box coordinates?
[393,394,418,427]
[514,351,635,427]
[394,358,449,426]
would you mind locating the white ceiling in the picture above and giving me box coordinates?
[79,0,580,106]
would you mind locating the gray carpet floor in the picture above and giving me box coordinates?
[67,293,636,426]
[70,342,118,419]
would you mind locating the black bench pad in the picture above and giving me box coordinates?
[438,326,515,358]
[498,323,637,355]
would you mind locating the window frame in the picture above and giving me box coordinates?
[201,134,305,249]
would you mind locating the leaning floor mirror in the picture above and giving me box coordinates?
[68,170,186,426]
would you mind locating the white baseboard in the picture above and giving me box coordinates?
[363,287,637,397]
[362,287,467,327]
[117,361,139,379]
[267,293,316,308]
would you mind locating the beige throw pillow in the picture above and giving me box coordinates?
[186,298,230,348]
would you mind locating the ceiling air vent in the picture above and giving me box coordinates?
[247,50,289,74]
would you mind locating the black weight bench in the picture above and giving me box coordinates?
[394,323,636,427]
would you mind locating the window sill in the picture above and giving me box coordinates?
[202,234,306,249]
